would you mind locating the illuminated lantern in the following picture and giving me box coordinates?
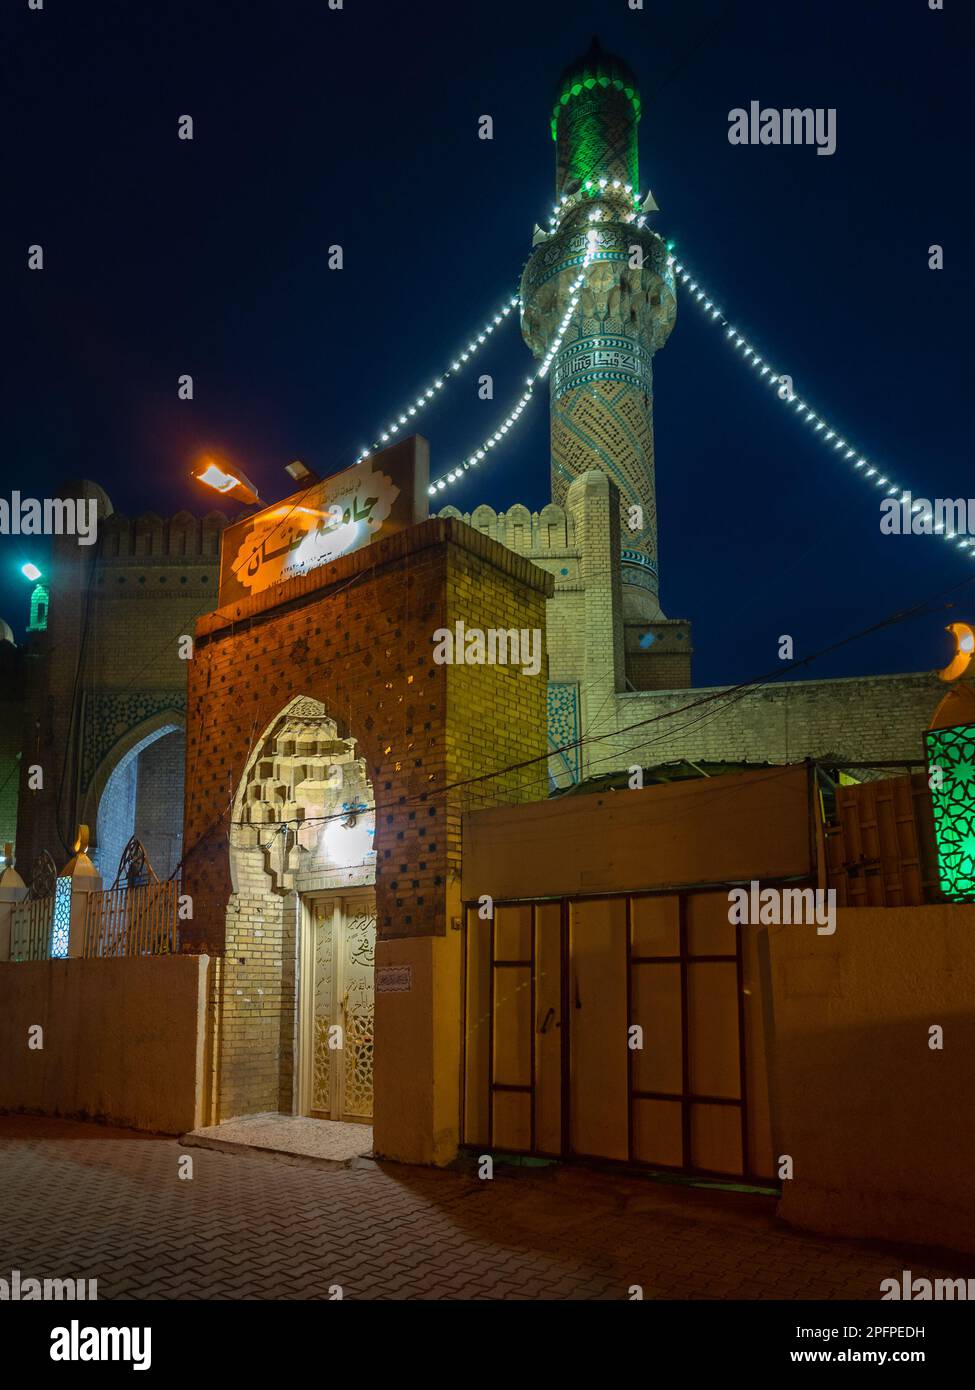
[924,683,975,901]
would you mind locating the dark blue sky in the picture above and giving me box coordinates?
[4,0,973,685]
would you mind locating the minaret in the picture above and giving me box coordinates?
[520,37,677,622]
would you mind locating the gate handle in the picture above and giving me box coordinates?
[574,978,582,1009]
[539,1007,555,1034]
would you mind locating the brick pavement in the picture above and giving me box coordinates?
[0,1114,971,1301]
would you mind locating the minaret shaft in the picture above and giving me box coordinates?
[520,38,676,621]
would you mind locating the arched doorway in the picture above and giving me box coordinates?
[95,723,185,882]
[306,894,376,1121]
[229,695,377,1123]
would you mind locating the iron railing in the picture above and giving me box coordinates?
[82,879,179,957]
[10,893,55,961]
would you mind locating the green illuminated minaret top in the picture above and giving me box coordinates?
[552,36,642,197]
[521,36,677,623]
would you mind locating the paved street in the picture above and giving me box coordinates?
[0,1114,967,1301]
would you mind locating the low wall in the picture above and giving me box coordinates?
[0,955,211,1134]
[766,905,975,1254]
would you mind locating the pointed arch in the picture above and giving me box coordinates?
[228,693,375,895]
[83,709,185,880]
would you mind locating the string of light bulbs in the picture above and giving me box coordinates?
[545,178,655,233]
[661,234,975,559]
[422,225,971,561]
[426,248,595,494]
[354,290,521,464]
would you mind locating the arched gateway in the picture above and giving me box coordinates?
[182,436,552,1162]
[229,695,377,1122]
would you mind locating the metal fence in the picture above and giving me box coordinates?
[10,893,55,961]
[82,880,179,957]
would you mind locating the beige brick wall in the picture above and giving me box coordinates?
[610,671,969,772]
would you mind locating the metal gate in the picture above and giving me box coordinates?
[463,890,775,1182]
[82,836,179,957]
[307,893,375,1123]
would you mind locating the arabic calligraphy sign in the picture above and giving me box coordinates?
[376,965,412,993]
[218,436,429,607]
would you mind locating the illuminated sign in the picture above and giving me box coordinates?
[218,437,428,607]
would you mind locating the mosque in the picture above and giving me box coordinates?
[1,40,973,1254]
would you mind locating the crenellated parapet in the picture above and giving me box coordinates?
[437,501,575,557]
[439,469,692,707]
[99,509,228,561]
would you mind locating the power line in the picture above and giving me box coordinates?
[176,569,974,882]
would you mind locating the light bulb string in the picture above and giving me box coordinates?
[427,251,594,494]
[355,289,521,464]
[662,236,974,556]
[544,178,653,233]
[426,230,972,559]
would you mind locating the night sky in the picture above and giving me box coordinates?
[4,0,973,687]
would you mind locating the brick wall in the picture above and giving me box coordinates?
[94,753,138,883]
[439,469,691,728]
[611,671,969,771]
[14,486,227,872]
[135,728,185,879]
[183,517,552,1117]
[623,619,693,691]
[439,480,955,779]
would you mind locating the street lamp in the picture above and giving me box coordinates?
[191,456,263,507]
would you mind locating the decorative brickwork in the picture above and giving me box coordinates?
[82,691,187,792]
[547,682,581,787]
[183,513,551,1117]
[522,39,677,623]
[554,39,641,191]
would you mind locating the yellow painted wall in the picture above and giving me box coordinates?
[766,905,975,1253]
[0,956,210,1134]
[372,915,463,1166]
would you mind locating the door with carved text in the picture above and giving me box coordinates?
[310,894,375,1123]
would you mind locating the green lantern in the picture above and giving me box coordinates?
[924,721,975,900]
